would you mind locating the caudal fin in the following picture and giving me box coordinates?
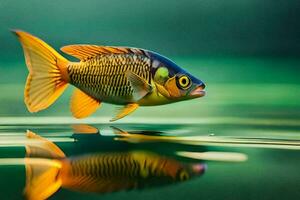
[13,30,70,112]
[24,130,66,200]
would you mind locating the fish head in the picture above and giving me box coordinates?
[149,51,206,102]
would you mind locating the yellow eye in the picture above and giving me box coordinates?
[178,75,191,89]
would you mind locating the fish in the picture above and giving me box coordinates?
[24,130,206,200]
[13,30,206,121]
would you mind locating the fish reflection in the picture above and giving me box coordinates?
[24,131,205,200]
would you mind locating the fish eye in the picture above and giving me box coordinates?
[179,171,190,181]
[178,75,191,89]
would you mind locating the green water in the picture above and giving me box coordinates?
[1,123,300,200]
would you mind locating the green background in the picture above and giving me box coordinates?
[0,0,300,57]
[0,0,299,118]
[0,1,300,200]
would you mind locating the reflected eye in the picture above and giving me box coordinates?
[179,171,189,181]
[178,75,191,89]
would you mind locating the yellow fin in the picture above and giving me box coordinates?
[26,130,65,159]
[60,45,147,61]
[155,83,171,98]
[70,89,101,119]
[72,124,99,134]
[110,103,139,122]
[13,30,70,113]
[24,160,62,200]
[24,130,64,200]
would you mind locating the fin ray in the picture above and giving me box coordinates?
[155,83,171,98]
[13,30,70,113]
[70,89,101,119]
[110,103,139,122]
[24,130,65,200]
[61,45,147,61]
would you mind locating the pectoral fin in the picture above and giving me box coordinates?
[110,103,139,122]
[70,89,101,119]
[126,71,151,101]
[155,83,171,98]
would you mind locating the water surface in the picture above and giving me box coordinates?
[0,119,300,200]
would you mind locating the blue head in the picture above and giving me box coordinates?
[148,51,206,101]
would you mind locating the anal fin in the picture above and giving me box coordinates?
[110,103,139,122]
[71,89,101,119]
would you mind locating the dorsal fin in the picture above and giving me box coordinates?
[60,45,147,61]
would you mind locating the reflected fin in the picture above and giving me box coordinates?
[110,126,129,135]
[26,130,65,158]
[24,130,65,200]
[72,124,100,135]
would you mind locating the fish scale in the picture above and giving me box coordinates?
[68,54,151,103]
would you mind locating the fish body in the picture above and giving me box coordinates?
[24,131,205,199]
[68,53,151,105]
[14,30,206,121]
[60,151,192,193]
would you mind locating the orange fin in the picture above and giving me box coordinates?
[70,89,101,119]
[72,124,99,135]
[60,45,147,61]
[155,83,171,98]
[12,30,69,113]
[24,130,64,200]
[110,103,139,122]
[126,71,151,101]
[26,130,65,159]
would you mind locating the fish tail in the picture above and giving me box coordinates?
[12,30,70,113]
[24,130,66,200]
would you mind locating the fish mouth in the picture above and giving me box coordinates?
[190,86,206,97]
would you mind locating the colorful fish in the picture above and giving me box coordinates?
[14,30,206,121]
[24,131,205,200]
